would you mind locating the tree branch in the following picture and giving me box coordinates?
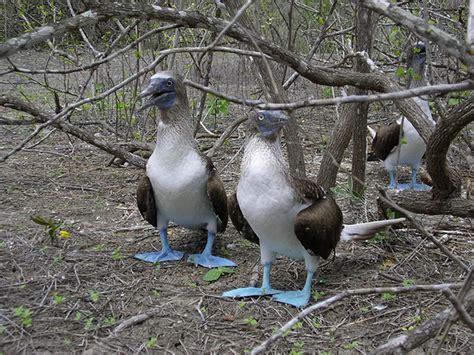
[377,188,470,271]
[250,283,463,354]
[0,96,146,168]
[361,0,474,73]
[427,96,474,198]
[0,10,107,59]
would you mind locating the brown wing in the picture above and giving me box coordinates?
[372,122,400,161]
[292,178,342,259]
[294,196,343,259]
[228,192,259,245]
[292,177,326,203]
[137,175,157,227]
[203,155,228,233]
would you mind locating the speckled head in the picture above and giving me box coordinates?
[138,71,187,111]
[251,110,289,138]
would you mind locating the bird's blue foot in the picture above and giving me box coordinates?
[412,182,431,191]
[223,287,282,298]
[272,289,311,308]
[135,249,184,263]
[187,253,236,268]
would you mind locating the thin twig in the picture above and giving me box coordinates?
[251,283,463,354]
[377,188,470,272]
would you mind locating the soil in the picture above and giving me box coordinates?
[0,52,472,354]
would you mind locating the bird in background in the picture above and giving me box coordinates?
[135,71,235,268]
[223,110,405,307]
[368,42,435,191]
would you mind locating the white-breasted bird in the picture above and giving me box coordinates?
[136,71,235,268]
[369,43,435,190]
[223,110,405,307]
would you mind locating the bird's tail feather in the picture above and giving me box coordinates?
[367,125,377,140]
[340,218,405,242]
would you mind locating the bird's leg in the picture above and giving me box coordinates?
[222,262,282,298]
[272,271,315,307]
[134,227,184,263]
[410,168,431,191]
[187,231,236,268]
[388,171,397,190]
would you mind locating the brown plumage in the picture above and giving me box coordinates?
[228,192,259,244]
[203,155,228,233]
[293,179,343,259]
[372,122,400,161]
[137,175,157,227]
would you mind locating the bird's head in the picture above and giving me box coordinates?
[138,71,187,112]
[251,110,289,138]
[408,42,426,67]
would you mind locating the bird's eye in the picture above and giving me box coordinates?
[258,115,264,121]
[167,80,173,87]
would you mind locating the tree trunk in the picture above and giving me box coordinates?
[427,96,474,199]
[351,3,378,196]
[227,0,306,177]
[317,88,357,190]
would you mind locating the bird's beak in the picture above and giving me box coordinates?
[271,110,289,127]
[138,82,158,99]
[136,81,159,112]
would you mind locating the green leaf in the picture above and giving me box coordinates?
[202,267,234,282]
[202,268,223,282]
[448,98,460,106]
[395,67,405,77]
[31,215,49,226]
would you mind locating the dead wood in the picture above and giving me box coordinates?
[427,96,474,199]
[378,189,470,271]
[372,268,473,354]
[378,189,474,219]
[0,95,146,169]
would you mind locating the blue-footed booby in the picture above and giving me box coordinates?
[369,43,435,190]
[135,71,235,268]
[223,110,405,307]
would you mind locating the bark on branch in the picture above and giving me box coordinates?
[379,190,474,218]
[427,96,474,199]
[0,96,146,169]
[0,10,107,59]
[361,0,474,73]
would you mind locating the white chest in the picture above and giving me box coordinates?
[237,142,306,259]
[146,131,213,228]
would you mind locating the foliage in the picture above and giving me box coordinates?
[31,215,70,245]
[202,267,235,282]
[14,306,33,328]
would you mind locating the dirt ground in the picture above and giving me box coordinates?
[1,110,473,354]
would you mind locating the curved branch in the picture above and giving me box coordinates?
[361,0,474,72]
[0,96,146,169]
[427,96,474,198]
[0,10,107,58]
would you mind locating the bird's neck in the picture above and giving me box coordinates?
[156,104,194,143]
[242,133,288,178]
[407,62,427,89]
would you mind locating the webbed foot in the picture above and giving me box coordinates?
[222,287,281,298]
[272,289,311,308]
[187,253,236,268]
[135,249,184,263]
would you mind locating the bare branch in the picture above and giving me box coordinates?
[442,288,474,330]
[0,10,106,59]
[377,188,470,271]
[250,283,463,354]
[185,80,473,110]
[361,0,474,73]
[0,96,146,168]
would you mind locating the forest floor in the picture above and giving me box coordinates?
[1,117,473,354]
